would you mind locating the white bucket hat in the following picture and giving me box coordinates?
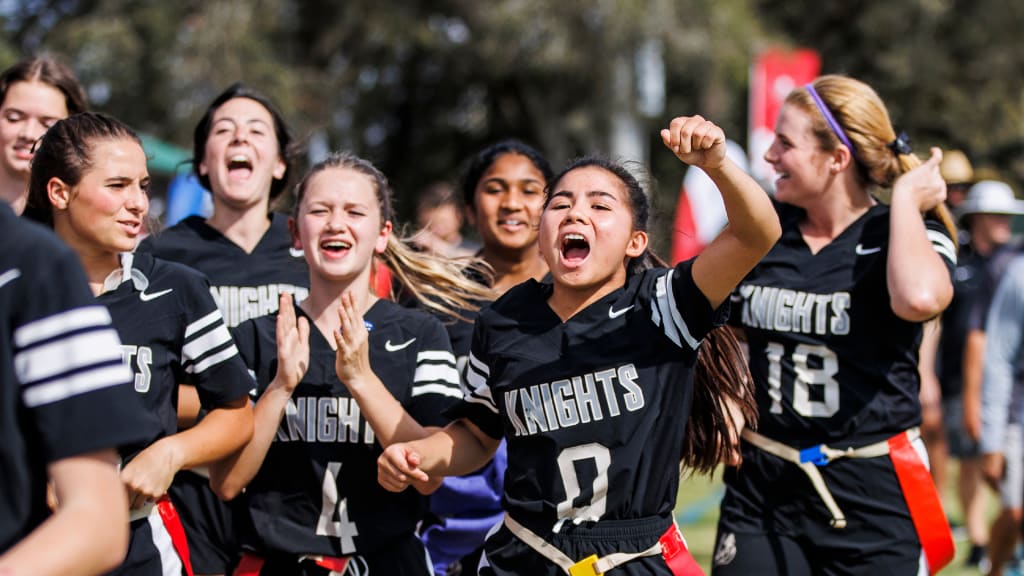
[956,180,1024,218]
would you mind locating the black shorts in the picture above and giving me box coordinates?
[169,470,241,575]
[239,532,432,576]
[108,509,185,576]
[712,440,924,576]
[479,514,685,576]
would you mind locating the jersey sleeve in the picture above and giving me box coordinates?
[404,316,462,427]
[648,258,728,350]
[925,217,958,274]
[14,242,155,463]
[175,269,252,408]
[445,314,504,439]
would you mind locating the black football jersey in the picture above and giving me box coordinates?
[97,252,252,454]
[0,205,154,553]
[730,203,957,447]
[455,260,723,530]
[138,213,309,327]
[232,299,461,557]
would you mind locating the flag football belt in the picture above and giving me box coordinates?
[128,496,195,576]
[742,427,954,574]
[503,514,704,576]
[234,551,350,576]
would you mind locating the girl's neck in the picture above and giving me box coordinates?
[74,247,122,297]
[0,174,28,214]
[206,200,272,253]
[299,275,377,345]
[483,245,548,293]
[547,271,626,323]
[800,184,875,254]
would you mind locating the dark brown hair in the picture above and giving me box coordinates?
[193,82,295,200]
[0,55,88,115]
[546,157,758,475]
[23,112,141,226]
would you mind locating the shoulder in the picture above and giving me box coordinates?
[137,253,211,289]
[487,279,546,317]
[141,216,211,251]
[370,298,446,336]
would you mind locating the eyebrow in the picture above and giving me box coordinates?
[552,189,619,201]
[482,176,543,186]
[212,117,273,128]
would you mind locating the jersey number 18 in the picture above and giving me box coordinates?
[765,342,840,418]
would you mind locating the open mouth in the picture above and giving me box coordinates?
[320,239,352,255]
[561,233,590,265]
[227,155,253,179]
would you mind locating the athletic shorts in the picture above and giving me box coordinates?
[1002,424,1024,509]
[169,469,241,574]
[235,532,432,576]
[108,506,185,576]
[942,396,981,458]
[478,514,688,576]
[713,438,927,576]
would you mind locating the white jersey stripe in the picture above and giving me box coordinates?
[411,383,464,398]
[182,323,233,362]
[927,230,958,265]
[653,275,683,348]
[414,364,460,385]
[468,351,490,377]
[663,270,699,349]
[184,309,223,338]
[465,392,499,413]
[417,350,457,364]
[15,329,123,383]
[21,364,131,408]
[185,344,239,374]
[13,305,113,348]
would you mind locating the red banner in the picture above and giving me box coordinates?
[748,48,821,186]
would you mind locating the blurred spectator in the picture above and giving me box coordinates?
[949,180,1024,568]
[413,181,478,258]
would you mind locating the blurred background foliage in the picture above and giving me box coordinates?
[2,0,1022,252]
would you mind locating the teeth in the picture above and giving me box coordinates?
[500,220,522,225]
[322,241,351,249]
[564,233,585,241]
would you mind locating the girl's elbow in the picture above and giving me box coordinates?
[210,476,244,501]
[892,293,949,322]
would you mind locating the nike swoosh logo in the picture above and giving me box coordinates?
[139,288,173,302]
[608,305,634,319]
[384,338,416,352]
[0,268,21,290]
[289,247,305,258]
[855,244,881,256]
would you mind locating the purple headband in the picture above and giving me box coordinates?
[804,83,857,159]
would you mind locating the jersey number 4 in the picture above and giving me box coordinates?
[316,461,358,553]
[765,342,839,417]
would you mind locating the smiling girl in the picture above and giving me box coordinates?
[23,112,254,576]
[713,75,957,575]
[379,115,780,575]
[0,55,87,214]
[137,83,310,576]
[211,152,491,575]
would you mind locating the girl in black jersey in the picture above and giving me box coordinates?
[422,140,554,575]
[24,112,255,576]
[714,75,957,575]
[211,152,492,575]
[0,203,153,576]
[0,55,87,214]
[138,83,309,576]
[379,116,780,576]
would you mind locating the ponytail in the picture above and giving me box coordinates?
[379,233,493,320]
[683,327,758,475]
[293,151,494,319]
